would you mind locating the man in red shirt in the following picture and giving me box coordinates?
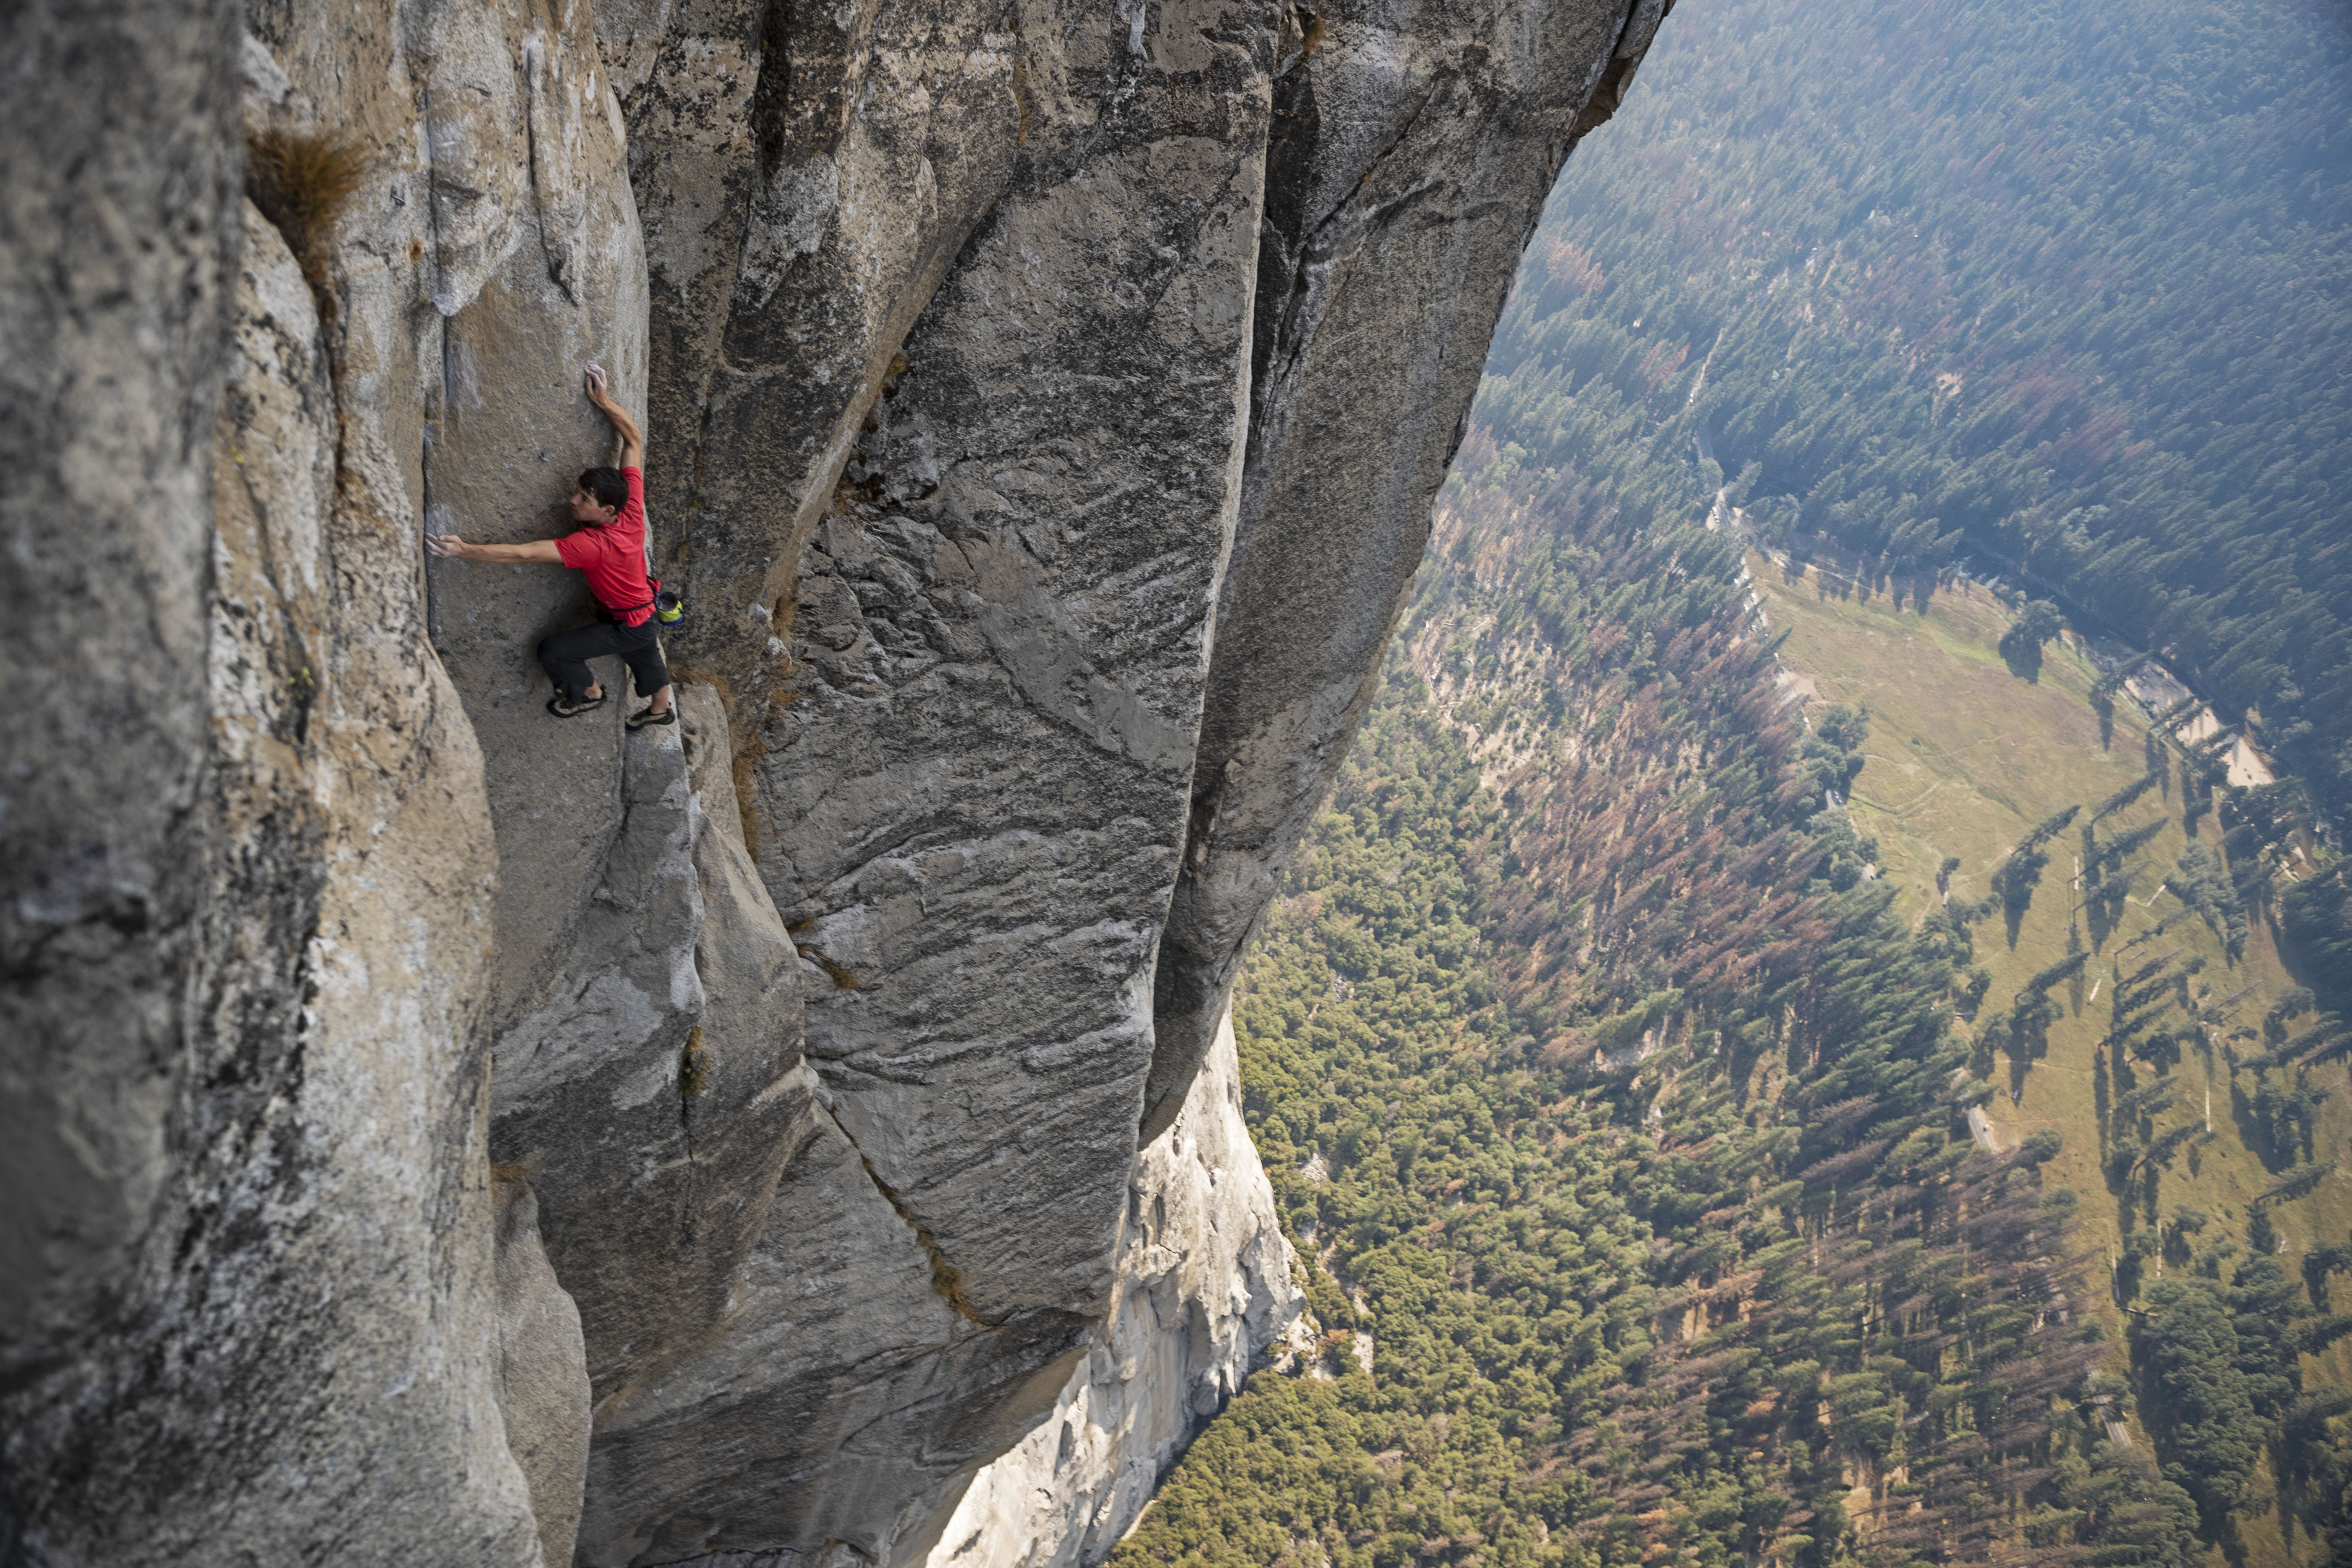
[427,367,675,727]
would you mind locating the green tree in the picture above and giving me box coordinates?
[2130,1279,2266,1531]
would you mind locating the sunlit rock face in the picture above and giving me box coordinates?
[919,1011,1309,1568]
[2,0,1667,1561]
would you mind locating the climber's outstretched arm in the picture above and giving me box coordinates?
[426,534,563,563]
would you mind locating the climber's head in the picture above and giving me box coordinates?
[570,467,628,525]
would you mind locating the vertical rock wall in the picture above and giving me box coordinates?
[1144,0,1678,1139]
[2,0,1671,1562]
[920,1011,1308,1568]
[414,0,652,1019]
[3,9,545,1556]
[3,0,243,1410]
[496,1177,597,1568]
[570,3,1670,1555]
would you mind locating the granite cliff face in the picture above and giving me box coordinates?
[1,0,1666,1564]
[918,1013,1314,1568]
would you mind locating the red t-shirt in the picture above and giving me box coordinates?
[555,467,655,626]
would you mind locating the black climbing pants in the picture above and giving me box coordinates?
[538,617,671,705]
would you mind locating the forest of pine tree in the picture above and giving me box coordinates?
[1114,1,2352,1564]
[1491,0,2352,818]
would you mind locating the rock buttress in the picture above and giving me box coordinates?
[589,0,1674,1553]
[3,0,1673,1561]
[918,1008,1308,1568]
[0,42,540,1565]
[1145,0,1678,1139]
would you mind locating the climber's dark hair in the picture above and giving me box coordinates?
[579,467,629,514]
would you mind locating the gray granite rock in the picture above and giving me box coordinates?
[606,0,1028,702]
[1,170,540,1568]
[496,1177,596,1568]
[919,1009,1307,1568]
[584,0,1671,1552]
[756,0,1276,1326]
[514,690,1093,1566]
[576,1087,1083,1567]
[3,0,1673,1559]
[1,0,242,1394]
[488,688,818,1474]
[1146,0,1678,1139]
[410,0,655,1022]
[568,13,1281,1558]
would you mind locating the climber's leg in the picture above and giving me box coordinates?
[539,622,625,706]
[618,622,673,718]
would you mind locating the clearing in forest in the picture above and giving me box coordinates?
[1752,552,2352,1566]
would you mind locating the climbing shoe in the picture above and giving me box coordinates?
[547,692,605,719]
[627,705,676,730]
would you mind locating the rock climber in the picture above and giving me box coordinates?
[426,366,676,727]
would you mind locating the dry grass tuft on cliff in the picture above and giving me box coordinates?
[245,129,369,308]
